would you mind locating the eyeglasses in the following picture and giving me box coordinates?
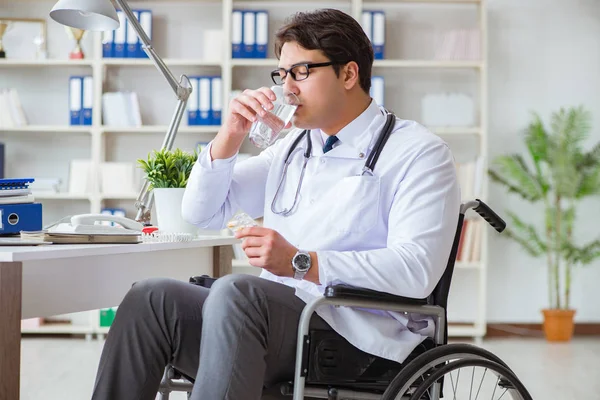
[270,62,338,85]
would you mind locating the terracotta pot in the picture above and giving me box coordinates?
[542,309,576,342]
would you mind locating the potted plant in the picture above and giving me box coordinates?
[489,106,600,342]
[137,148,198,235]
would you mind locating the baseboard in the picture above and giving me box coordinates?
[486,323,600,338]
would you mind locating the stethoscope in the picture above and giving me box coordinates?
[271,111,396,216]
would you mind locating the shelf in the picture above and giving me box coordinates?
[101,126,221,134]
[0,126,92,134]
[100,193,139,200]
[366,0,480,4]
[0,59,94,67]
[430,126,481,135]
[231,58,278,67]
[373,60,482,68]
[102,58,222,67]
[34,193,92,200]
[21,323,94,334]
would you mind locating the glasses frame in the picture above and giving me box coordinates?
[270,61,339,85]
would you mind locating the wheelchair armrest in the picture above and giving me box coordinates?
[324,284,429,306]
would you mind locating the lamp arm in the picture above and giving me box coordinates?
[113,0,193,224]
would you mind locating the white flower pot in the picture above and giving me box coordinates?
[153,188,198,236]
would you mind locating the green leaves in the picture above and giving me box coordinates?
[137,148,198,189]
[488,154,544,201]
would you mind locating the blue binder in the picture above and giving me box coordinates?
[125,10,140,58]
[232,10,243,58]
[0,143,4,179]
[372,11,385,60]
[198,77,211,125]
[242,11,256,58]
[255,11,268,59]
[102,30,113,58]
[210,76,222,125]
[81,76,93,126]
[69,76,82,126]
[187,76,199,126]
[138,10,152,58]
[113,10,127,58]
[0,203,43,235]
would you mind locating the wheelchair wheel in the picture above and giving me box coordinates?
[381,343,513,400]
[409,358,532,400]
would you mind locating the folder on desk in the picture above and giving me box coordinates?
[0,203,43,234]
[255,11,268,59]
[243,11,256,58]
[210,76,222,125]
[232,10,243,58]
[69,76,82,126]
[113,10,127,58]
[126,10,140,58]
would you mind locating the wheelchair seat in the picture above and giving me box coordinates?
[159,200,533,400]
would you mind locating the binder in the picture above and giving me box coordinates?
[82,76,93,125]
[0,143,4,179]
[370,76,385,106]
[69,76,82,126]
[361,11,373,44]
[242,11,256,58]
[0,203,43,234]
[102,30,113,58]
[113,10,127,58]
[126,10,140,58]
[187,77,199,126]
[138,10,152,58]
[231,10,243,58]
[372,11,385,59]
[210,76,222,125]
[198,77,211,125]
[255,11,268,59]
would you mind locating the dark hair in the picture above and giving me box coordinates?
[274,9,374,94]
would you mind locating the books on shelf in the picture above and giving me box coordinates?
[0,88,28,128]
[69,76,93,126]
[102,92,142,127]
[187,76,222,126]
[361,11,385,60]
[457,219,482,263]
[232,10,269,59]
[456,156,484,202]
[435,29,480,61]
[103,9,152,58]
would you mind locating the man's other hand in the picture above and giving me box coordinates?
[235,227,297,277]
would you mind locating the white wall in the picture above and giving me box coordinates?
[484,0,600,322]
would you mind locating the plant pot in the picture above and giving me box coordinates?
[542,309,576,342]
[153,188,198,236]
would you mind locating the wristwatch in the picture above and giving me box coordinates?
[292,250,311,280]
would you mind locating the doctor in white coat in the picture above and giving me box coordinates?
[90,8,460,400]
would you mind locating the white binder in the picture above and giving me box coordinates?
[370,76,385,107]
[139,10,153,57]
[243,11,256,58]
[198,77,211,125]
[211,76,222,125]
[69,76,82,125]
[361,11,373,43]
[126,10,139,58]
[82,76,93,125]
[114,10,126,58]
[231,10,243,58]
[255,11,268,58]
[187,77,199,125]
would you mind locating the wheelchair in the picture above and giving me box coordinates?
[158,199,533,400]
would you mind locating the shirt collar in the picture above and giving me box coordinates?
[316,100,385,158]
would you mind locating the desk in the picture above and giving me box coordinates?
[0,236,238,400]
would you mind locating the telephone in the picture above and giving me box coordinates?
[48,213,144,235]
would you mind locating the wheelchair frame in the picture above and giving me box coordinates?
[159,199,514,400]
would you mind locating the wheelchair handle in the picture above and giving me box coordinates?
[464,199,506,233]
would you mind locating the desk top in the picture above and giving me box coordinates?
[0,235,239,262]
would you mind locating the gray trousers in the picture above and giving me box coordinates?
[91,273,333,400]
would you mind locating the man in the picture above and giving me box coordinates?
[91,8,460,400]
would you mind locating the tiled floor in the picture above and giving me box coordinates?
[20,336,599,399]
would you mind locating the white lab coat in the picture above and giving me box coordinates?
[182,100,460,363]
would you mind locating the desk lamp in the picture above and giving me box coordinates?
[49,0,193,224]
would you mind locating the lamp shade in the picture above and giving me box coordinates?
[50,0,119,31]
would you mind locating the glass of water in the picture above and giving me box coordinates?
[248,86,300,149]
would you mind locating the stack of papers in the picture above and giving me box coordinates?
[0,178,36,205]
[21,230,141,244]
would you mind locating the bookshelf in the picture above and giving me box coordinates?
[2,0,488,339]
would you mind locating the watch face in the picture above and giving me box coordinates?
[294,253,311,272]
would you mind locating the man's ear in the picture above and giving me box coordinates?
[342,61,360,90]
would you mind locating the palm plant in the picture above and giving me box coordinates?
[489,106,600,310]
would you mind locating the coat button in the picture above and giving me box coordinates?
[359,152,365,158]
